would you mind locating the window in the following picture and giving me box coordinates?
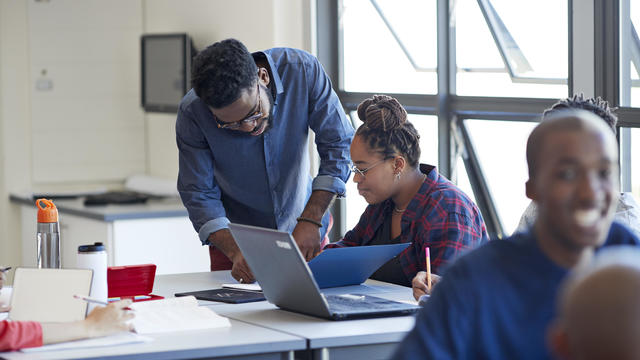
[455,0,568,97]
[619,0,640,202]
[463,119,537,234]
[621,0,640,106]
[341,0,438,94]
[325,0,583,239]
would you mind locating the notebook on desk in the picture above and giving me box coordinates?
[309,242,410,288]
[9,268,92,322]
[229,223,419,321]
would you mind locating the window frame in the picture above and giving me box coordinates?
[319,0,640,240]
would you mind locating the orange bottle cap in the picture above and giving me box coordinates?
[36,198,58,223]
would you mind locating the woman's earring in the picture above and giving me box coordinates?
[395,172,401,181]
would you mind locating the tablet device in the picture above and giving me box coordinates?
[309,243,411,288]
[174,288,266,304]
[10,267,92,322]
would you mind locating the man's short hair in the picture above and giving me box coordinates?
[191,38,258,109]
[543,94,618,133]
[552,247,640,360]
[526,109,616,179]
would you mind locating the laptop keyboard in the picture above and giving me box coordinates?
[325,294,402,312]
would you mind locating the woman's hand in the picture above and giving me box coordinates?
[84,300,135,337]
[412,271,441,301]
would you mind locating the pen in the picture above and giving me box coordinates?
[425,247,432,291]
[0,267,11,273]
[74,295,134,311]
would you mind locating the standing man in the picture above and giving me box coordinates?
[176,39,353,282]
[392,109,639,359]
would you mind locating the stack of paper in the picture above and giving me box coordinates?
[130,296,231,334]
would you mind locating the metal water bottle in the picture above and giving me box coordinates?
[36,198,60,268]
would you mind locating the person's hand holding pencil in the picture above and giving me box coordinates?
[411,248,441,301]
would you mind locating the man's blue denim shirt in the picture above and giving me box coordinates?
[176,48,354,245]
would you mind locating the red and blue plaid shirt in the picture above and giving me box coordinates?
[326,164,488,281]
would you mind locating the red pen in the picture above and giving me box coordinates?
[425,247,432,291]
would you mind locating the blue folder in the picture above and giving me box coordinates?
[309,243,411,288]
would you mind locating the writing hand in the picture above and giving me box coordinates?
[412,271,441,301]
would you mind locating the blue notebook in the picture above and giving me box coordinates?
[309,243,411,288]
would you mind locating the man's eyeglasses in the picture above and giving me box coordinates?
[214,82,263,130]
[350,158,389,178]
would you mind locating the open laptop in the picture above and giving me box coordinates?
[229,223,419,320]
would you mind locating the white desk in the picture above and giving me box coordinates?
[0,319,305,360]
[153,271,417,360]
[0,271,416,359]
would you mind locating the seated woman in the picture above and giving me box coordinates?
[325,95,488,289]
[0,267,134,351]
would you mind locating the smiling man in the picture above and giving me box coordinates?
[176,39,353,282]
[392,109,640,360]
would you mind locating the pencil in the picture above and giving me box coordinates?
[425,247,432,291]
[74,294,134,311]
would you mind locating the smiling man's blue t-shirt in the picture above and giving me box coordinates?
[392,222,640,360]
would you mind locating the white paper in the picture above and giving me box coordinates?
[222,283,262,292]
[21,332,152,353]
[130,296,231,334]
[124,174,179,197]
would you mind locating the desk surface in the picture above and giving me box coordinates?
[0,319,305,360]
[1,271,416,359]
[153,271,417,349]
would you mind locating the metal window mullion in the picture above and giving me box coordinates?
[337,91,438,114]
[316,0,340,87]
[571,0,596,97]
[594,0,620,104]
[437,0,454,178]
[620,0,632,192]
[452,96,556,118]
[317,0,345,241]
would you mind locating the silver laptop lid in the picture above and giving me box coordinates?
[229,223,332,318]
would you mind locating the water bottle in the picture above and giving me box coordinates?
[36,199,60,268]
[77,242,108,313]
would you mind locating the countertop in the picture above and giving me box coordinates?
[10,194,189,222]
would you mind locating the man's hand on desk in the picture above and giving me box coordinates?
[412,271,442,301]
[292,220,322,261]
[209,229,255,283]
[231,253,255,284]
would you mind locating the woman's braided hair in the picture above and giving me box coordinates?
[355,95,421,168]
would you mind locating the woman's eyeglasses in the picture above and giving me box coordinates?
[350,158,389,178]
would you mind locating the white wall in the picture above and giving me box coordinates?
[1,0,31,283]
[0,0,313,278]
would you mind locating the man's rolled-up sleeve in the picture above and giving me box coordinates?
[176,106,229,245]
[305,56,354,198]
